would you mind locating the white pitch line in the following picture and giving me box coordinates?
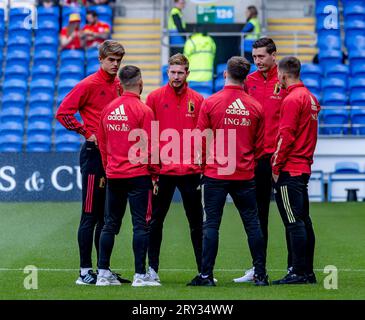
[0,268,365,272]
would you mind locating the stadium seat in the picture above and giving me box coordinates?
[0,121,24,135]
[26,133,52,152]
[351,108,365,135]
[0,107,25,123]
[30,79,55,97]
[346,34,365,52]
[315,0,338,16]
[214,77,225,92]
[343,2,365,21]
[31,64,57,81]
[8,22,32,39]
[0,29,4,48]
[317,34,341,50]
[58,79,79,97]
[34,35,59,52]
[6,49,31,68]
[28,106,53,122]
[344,19,365,44]
[33,49,57,66]
[7,35,31,52]
[249,64,257,74]
[300,64,322,83]
[36,20,59,38]
[318,50,342,70]
[349,77,365,95]
[27,120,52,136]
[334,161,360,173]
[1,93,26,111]
[0,134,23,152]
[4,64,29,81]
[86,47,99,60]
[29,92,54,109]
[350,91,365,107]
[86,63,99,76]
[59,65,85,81]
[9,7,32,25]
[322,91,348,106]
[349,50,365,75]
[188,81,214,97]
[2,79,27,96]
[60,49,85,67]
[316,13,340,32]
[37,6,60,24]
[55,133,81,152]
[301,77,321,99]
[325,64,349,82]
[88,5,112,26]
[321,78,346,96]
[321,109,349,135]
[216,63,226,77]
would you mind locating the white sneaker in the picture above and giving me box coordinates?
[147,266,160,282]
[96,272,121,286]
[233,267,255,283]
[132,273,161,287]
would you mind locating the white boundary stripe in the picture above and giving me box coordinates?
[1,268,365,272]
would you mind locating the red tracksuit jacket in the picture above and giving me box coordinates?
[146,83,204,175]
[197,85,264,180]
[56,68,122,139]
[271,83,321,176]
[245,64,287,158]
[98,92,156,179]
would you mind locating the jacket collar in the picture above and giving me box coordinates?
[166,82,188,96]
[97,67,117,83]
[287,82,304,93]
[121,91,140,99]
[223,85,245,91]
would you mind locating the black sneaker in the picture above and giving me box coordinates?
[306,272,317,284]
[253,274,270,286]
[187,275,216,286]
[75,270,97,285]
[111,271,131,284]
[272,272,308,285]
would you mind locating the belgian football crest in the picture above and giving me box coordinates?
[273,83,281,95]
[188,100,195,113]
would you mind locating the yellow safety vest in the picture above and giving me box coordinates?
[183,33,216,82]
[168,7,186,31]
[245,17,261,40]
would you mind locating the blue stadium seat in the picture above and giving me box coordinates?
[31,64,57,81]
[55,133,81,152]
[29,92,54,109]
[88,5,112,26]
[60,49,85,66]
[0,134,23,152]
[169,31,185,47]
[214,77,225,92]
[58,79,79,97]
[315,0,338,16]
[318,34,341,50]
[350,91,365,107]
[318,50,342,70]
[9,7,33,24]
[325,64,349,82]
[36,20,59,39]
[3,79,27,96]
[37,6,60,24]
[322,91,348,106]
[26,134,52,152]
[300,64,322,83]
[6,50,31,68]
[347,34,365,52]
[216,63,226,77]
[322,78,346,96]
[188,81,214,97]
[302,77,321,98]
[7,36,32,52]
[334,161,360,173]
[86,63,99,76]
[351,108,365,135]
[343,2,365,20]
[30,79,55,97]
[33,49,58,67]
[0,121,24,135]
[349,77,365,95]
[344,19,365,44]
[0,8,4,30]
[59,65,85,81]
[4,65,29,81]
[321,109,349,135]
[86,47,99,60]
[0,29,4,48]
[249,64,257,74]
[316,13,340,32]
[349,50,365,76]
[27,120,52,136]
[34,35,59,52]
[0,107,25,123]
[1,93,26,111]
[28,106,53,122]
[8,22,32,39]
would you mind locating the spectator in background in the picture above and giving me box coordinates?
[168,0,186,55]
[82,10,110,48]
[183,24,216,82]
[60,13,84,50]
[241,5,261,64]
[62,0,86,6]
[38,0,59,7]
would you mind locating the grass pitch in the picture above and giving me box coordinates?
[0,202,364,300]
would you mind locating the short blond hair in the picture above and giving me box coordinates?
[168,53,189,71]
[99,40,125,59]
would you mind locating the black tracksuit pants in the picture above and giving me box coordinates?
[148,174,203,273]
[78,141,106,268]
[98,176,152,274]
[274,172,315,275]
[201,176,267,278]
[255,155,292,269]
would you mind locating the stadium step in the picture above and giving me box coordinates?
[112,17,161,97]
[266,17,317,63]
